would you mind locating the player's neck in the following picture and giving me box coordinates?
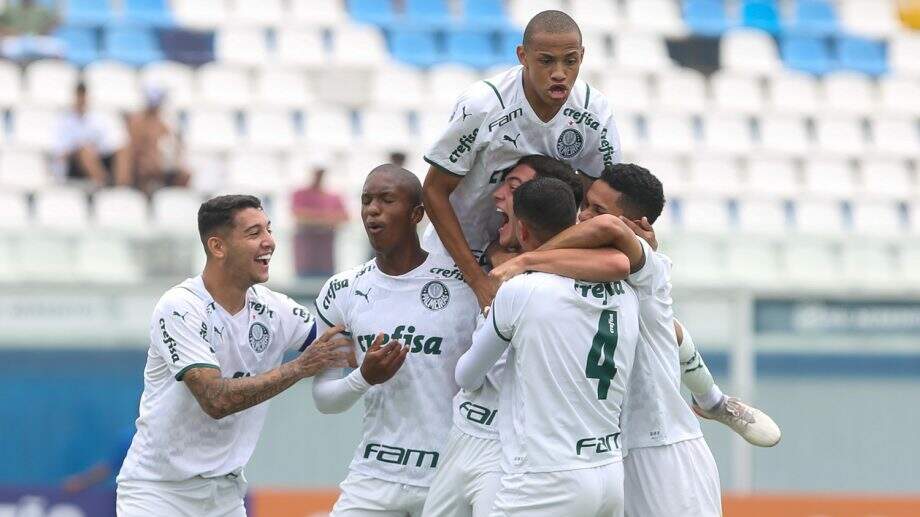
[375,241,428,277]
[201,264,250,315]
[522,76,563,123]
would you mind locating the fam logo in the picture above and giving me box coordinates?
[557,128,584,158]
[420,281,450,311]
[248,322,271,353]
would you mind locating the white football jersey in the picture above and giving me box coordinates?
[423,65,622,256]
[118,276,317,483]
[621,237,703,451]
[314,254,479,487]
[452,316,504,441]
[490,272,640,474]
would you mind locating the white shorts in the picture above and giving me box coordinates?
[624,437,721,517]
[423,427,502,517]
[116,473,247,517]
[331,471,429,517]
[490,462,624,517]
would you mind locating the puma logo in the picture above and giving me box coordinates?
[172,311,188,321]
[461,106,471,121]
[213,326,223,338]
[355,289,371,303]
[503,133,520,148]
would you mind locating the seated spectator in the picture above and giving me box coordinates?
[55,82,131,188]
[291,164,349,277]
[127,86,191,195]
[0,0,62,61]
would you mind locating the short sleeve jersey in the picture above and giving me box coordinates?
[422,65,622,256]
[489,272,640,474]
[313,255,479,487]
[621,237,703,451]
[117,276,316,483]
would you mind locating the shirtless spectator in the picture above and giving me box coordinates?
[127,86,191,195]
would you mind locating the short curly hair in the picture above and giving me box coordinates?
[598,164,665,224]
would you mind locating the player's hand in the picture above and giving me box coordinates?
[489,253,527,284]
[470,274,500,310]
[621,216,658,251]
[296,325,353,378]
[360,333,409,385]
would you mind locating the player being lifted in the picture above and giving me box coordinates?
[423,10,621,309]
[311,165,479,517]
[493,164,781,516]
[117,195,351,517]
[456,177,640,516]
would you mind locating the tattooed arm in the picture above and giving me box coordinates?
[184,326,351,420]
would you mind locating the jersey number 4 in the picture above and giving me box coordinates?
[585,310,618,400]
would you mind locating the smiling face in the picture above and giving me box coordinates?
[361,170,423,254]
[518,30,583,112]
[493,164,537,249]
[219,207,275,284]
[578,179,625,222]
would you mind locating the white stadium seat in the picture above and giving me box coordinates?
[255,69,314,109]
[570,0,621,32]
[77,235,142,283]
[12,106,59,152]
[84,61,142,111]
[601,72,651,116]
[727,239,781,283]
[417,109,454,149]
[767,72,819,115]
[703,114,754,155]
[226,152,285,193]
[745,157,800,198]
[757,115,810,156]
[661,234,725,283]
[141,61,195,108]
[0,150,49,191]
[793,199,846,234]
[289,0,345,27]
[861,159,914,201]
[803,158,858,200]
[654,69,706,113]
[624,0,686,36]
[910,201,920,236]
[331,25,389,66]
[710,72,765,114]
[275,28,328,69]
[782,240,840,283]
[870,117,919,158]
[186,109,239,151]
[631,154,688,196]
[737,198,788,235]
[0,191,30,229]
[686,156,743,196]
[720,29,781,75]
[226,0,284,27]
[579,31,614,78]
[679,197,731,233]
[820,73,877,116]
[0,59,23,107]
[839,0,898,38]
[508,0,565,28]
[152,187,203,234]
[370,65,427,110]
[360,109,414,149]
[304,108,354,150]
[813,116,867,157]
[613,32,674,72]
[25,59,78,108]
[878,76,920,116]
[18,235,79,281]
[215,27,269,67]
[245,110,297,151]
[35,187,89,230]
[94,187,148,231]
[842,241,894,283]
[890,33,920,77]
[645,113,695,155]
[196,64,253,109]
[851,200,903,237]
[171,0,228,29]
[428,64,479,110]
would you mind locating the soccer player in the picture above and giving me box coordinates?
[311,165,479,517]
[116,195,352,517]
[455,177,639,516]
[423,10,621,309]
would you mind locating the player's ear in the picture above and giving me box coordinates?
[410,204,425,224]
[516,44,526,67]
[207,236,226,259]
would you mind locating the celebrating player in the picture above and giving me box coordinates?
[423,10,621,308]
[455,177,639,516]
[116,195,352,516]
[311,165,479,517]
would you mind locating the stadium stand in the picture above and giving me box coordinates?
[0,0,915,289]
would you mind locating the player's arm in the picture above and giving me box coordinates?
[455,309,509,390]
[423,166,497,308]
[312,333,408,414]
[541,214,644,269]
[184,326,351,420]
[491,248,630,283]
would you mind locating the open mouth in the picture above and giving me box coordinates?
[366,222,385,234]
[256,253,272,267]
[548,84,568,100]
[497,208,510,236]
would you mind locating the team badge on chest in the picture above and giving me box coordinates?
[248,322,271,353]
[556,128,584,158]
[420,281,450,311]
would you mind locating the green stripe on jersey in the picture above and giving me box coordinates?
[175,363,219,381]
[584,83,591,109]
[483,80,505,109]
[424,156,464,177]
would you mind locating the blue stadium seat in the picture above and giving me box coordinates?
[741,0,780,34]
[782,34,833,75]
[389,29,442,67]
[837,36,887,76]
[159,29,214,66]
[446,29,497,69]
[405,0,452,28]
[684,0,732,36]
[349,0,396,26]
[104,27,163,66]
[785,0,838,37]
[124,0,174,28]
[66,0,114,27]
[464,0,508,30]
[498,29,523,64]
[54,26,98,66]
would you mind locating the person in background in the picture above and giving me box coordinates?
[55,82,131,189]
[126,86,191,195]
[0,0,62,61]
[62,427,135,493]
[388,151,407,168]
[291,163,349,278]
